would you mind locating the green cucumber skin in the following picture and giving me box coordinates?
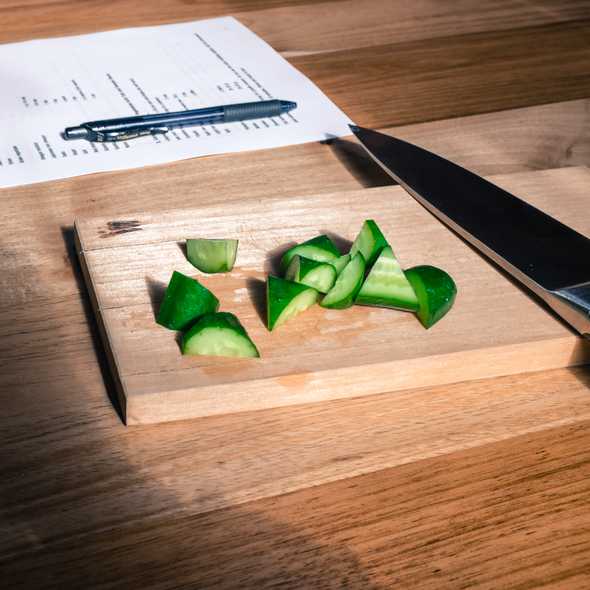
[266,275,318,330]
[156,271,219,331]
[350,220,388,267]
[321,252,366,309]
[187,238,238,274]
[355,246,419,312]
[285,255,336,293]
[182,312,259,358]
[356,293,418,311]
[331,254,350,275]
[405,265,457,328]
[280,235,340,271]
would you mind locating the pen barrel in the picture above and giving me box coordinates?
[223,100,283,122]
[64,99,295,141]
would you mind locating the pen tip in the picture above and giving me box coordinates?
[281,100,297,110]
[63,126,90,140]
[349,124,360,134]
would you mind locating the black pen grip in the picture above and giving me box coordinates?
[223,100,283,122]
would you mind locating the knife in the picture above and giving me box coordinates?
[350,124,590,337]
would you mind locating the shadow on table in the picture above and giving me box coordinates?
[567,363,590,388]
[146,275,167,321]
[0,227,383,589]
[246,276,267,325]
[320,229,352,254]
[263,240,297,275]
[61,226,126,423]
[323,135,396,189]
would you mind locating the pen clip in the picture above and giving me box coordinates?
[94,126,170,142]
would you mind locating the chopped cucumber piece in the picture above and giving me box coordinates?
[331,254,351,275]
[182,312,259,358]
[405,265,457,329]
[356,246,418,311]
[280,235,340,272]
[321,252,366,309]
[267,275,319,330]
[285,255,337,294]
[350,219,388,267]
[156,271,219,331]
[186,238,238,273]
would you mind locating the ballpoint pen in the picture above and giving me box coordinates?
[63,99,297,142]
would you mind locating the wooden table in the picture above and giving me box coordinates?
[2,1,590,588]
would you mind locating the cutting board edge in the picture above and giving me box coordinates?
[76,228,128,424]
[72,167,590,426]
[123,334,589,425]
[73,166,590,253]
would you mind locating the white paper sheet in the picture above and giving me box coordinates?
[0,17,352,188]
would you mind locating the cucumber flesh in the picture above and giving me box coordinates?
[182,312,259,358]
[405,265,457,328]
[356,246,418,311]
[280,235,340,272]
[156,271,219,331]
[285,255,337,293]
[350,220,388,267]
[331,254,350,275]
[267,275,319,330]
[321,252,366,309]
[187,238,238,273]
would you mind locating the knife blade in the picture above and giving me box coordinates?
[350,124,590,337]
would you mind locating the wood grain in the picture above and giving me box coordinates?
[244,0,590,57]
[2,1,589,132]
[388,99,590,177]
[2,0,590,587]
[3,418,589,588]
[1,100,588,314]
[0,0,342,43]
[294,20,590,128]
[76,168,590,423]
[3,0,589,54]
[2,101,587,399]
[2,349,589,537]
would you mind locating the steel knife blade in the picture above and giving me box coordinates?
[350,124,590,337]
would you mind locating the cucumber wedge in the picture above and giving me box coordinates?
[156,271,219,331]
[321,252,366,309]
[280,235,340,272]
[331,254,351,276]
[267,275,319,330]
[285,255,337,293]
[350,220,388,267]
[356,246,418,311]
[405,265,457,329]
[187,238,238,273]
[182,312,259,358]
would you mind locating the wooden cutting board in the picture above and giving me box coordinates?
[75,166,590,425]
